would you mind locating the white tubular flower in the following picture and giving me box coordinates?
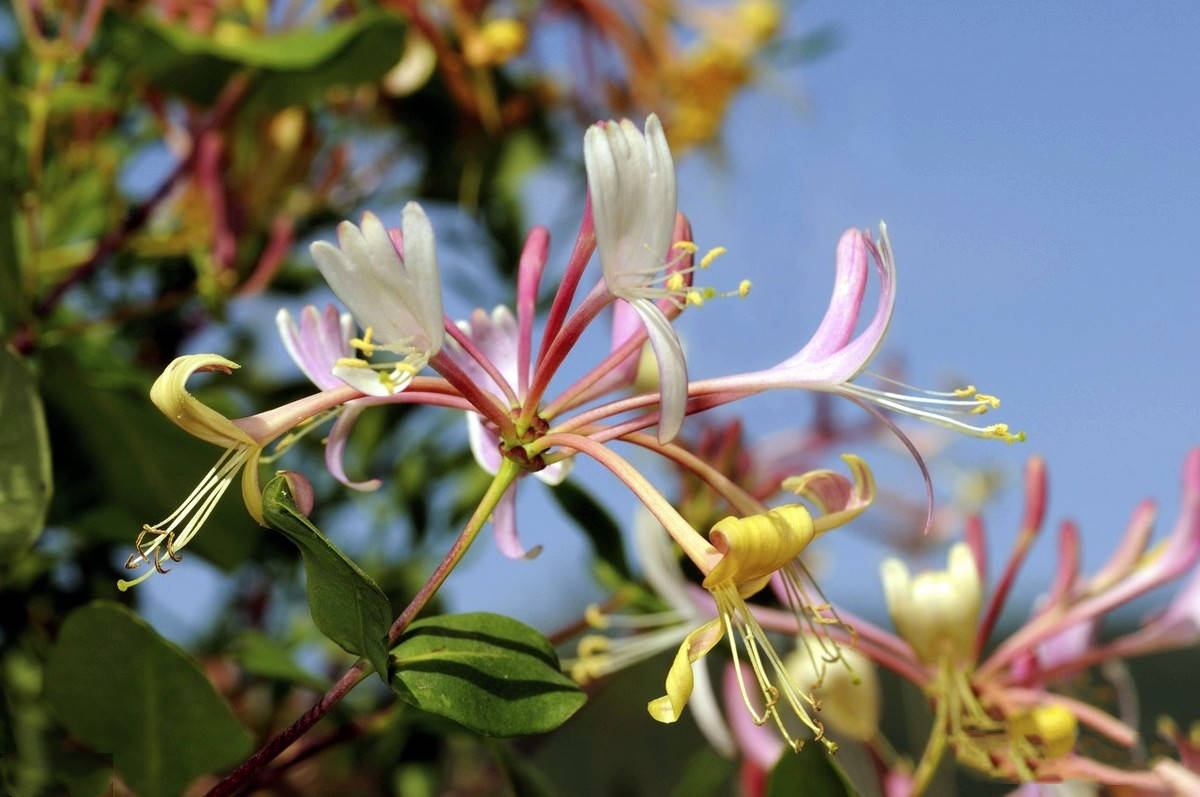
[309,202,445,396]
[584,114,688,443]
[882,542,982,665]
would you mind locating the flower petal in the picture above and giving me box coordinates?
[647,619,724,723]
[150,354,258,448]
[332,362,414,397]
[467,413,504,475]
[781,454,876,535]
[325,401,382,492]
[630,298,688,443]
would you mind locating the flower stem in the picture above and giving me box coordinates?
[205,460,521,796]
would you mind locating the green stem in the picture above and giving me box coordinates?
[387,458,521,641]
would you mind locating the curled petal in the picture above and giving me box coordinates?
[782,454,876,534]
[533,455,573,486]
[704,505,815,590]
[325,401,382,492]
[647,619,724,723]
[332,361,414,397]
[491,485,540,560]
[630,298,688,443]
[150,355,258,448]
[788,229,870,363]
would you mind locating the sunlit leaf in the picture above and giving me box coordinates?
[262,474,392,679]
[389,612,585,737]
[0,347,52,557]
[44,602,252,797]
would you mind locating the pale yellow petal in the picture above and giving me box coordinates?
[149,355,257,448]
[781,454,876,535]
[647,619,724,723]
[703,505,814,590]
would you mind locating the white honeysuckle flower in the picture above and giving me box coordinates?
[882,542,983,665]
[309,202,445,396]
[584,114,688,443]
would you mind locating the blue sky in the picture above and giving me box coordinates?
[136,3,1200,641]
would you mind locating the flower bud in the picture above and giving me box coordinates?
[882,542,982,664]
[785,641,880,742]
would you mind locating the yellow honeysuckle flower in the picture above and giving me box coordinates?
[648,455,874,752]
[120,354,265,591]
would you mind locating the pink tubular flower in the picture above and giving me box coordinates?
[689,224,1025,446]
[444,305,572,559]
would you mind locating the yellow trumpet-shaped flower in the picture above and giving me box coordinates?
[649,456,875,752]
[120,355,265,591]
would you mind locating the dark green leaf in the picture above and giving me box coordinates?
[669,747,736,797]
[548,479,631,580]
[389,612,585,737]
[766,742,860,797]
[262,474,391,679]
[489,741,557,797]
[232,631,329,691]
[0,347,52,557]
[44,602,252,797]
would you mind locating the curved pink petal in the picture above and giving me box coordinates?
[492,484,539,560]
[773,225,896,386]
[325,400,382,492]
[785,228,869,364]
[630,298,688,444]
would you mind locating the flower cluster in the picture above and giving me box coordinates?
[123,114,1029,765]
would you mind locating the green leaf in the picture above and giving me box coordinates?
[44,602,252,797]
[548,479,632,580]
[261,474,391,679]
[232,631,329,691]
[766,743,860,797]
[0,347,52,557]
[389,612,585,737]
[110,11,406,109]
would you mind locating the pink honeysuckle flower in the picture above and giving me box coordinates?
[444,305,572,559]
[308,203,445,396]
[276,304,382,491]
[688,224,1025,446]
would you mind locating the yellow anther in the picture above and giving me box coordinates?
[672,240,699,254]
[984,424,1026,444]
[666,273,686,292]
[686,290,705,306]
[585,604,610,629]
[577,634,610,658]
[335,357,370,369]
[975,393,1000,409]
[699,246,727,269]
[952,385,978,397]
[701,287,717,300]
[349,326,378,356]
[737,279,752,298]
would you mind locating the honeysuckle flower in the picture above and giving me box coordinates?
[882,543,982,666]
[276,304,382,491]
[308,203,444,397]
[584,114,689,443]
[120,355,268,590]
[445,305,572,559]
[689,224,1025,446]
[742,451,1200,794]
[647,456,875,752]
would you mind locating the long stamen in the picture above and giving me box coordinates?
[119,445,252,591]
